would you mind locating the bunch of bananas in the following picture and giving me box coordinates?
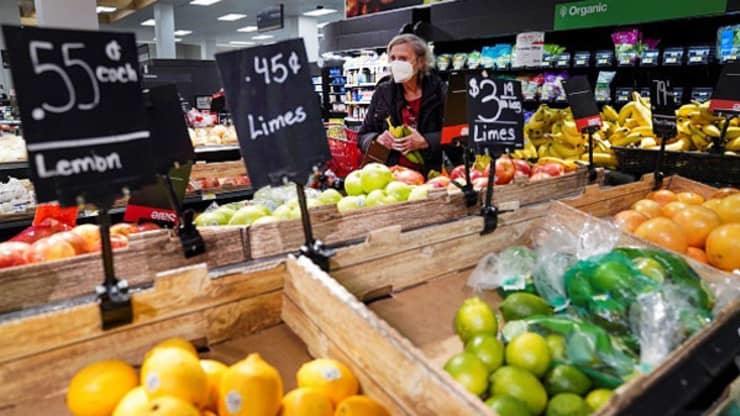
[515,104,616,169]
[674,102,740,153]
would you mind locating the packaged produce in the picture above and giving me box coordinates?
[0,177,34,215]
[452,53,467,70]
[436,54,451,71]
[518,74,543,101]
[0,134,27,163]
[717,25,740,62]
[467,50,482,69]
[594,71,616,102]
[541,73,568,102]
[611,28,640,64]
[482,44,512,69]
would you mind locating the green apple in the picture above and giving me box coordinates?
[361,163,393,193]
[228,205,267,226]
[337,196,364,213]
[365,189,392,207]
[273,204,294,220]
[385,181,412,202]
[194,211,230,227]
[214,206,237,222]
[289,206,303,219]
[317,188,343,205]
[252,204,271,216]
[252,216,279,225]
[344,170,363,196]
[408,185,429,201]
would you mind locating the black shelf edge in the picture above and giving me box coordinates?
[0,161,30,180]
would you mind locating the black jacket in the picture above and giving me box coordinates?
[358,72,447,172]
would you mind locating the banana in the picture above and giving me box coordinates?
[624,118,641,129]
[665,137,690,152]
[640,137,657,149]
[618,102,636,125]
[730,117,739,127]
[594,137,612,153]
[677,121,692,136]
[633,91,651,110]
[631,126,655,136]
[676,104,699,117]
[549,132,583,147]
[602,105,619,122]
[701,124,722,138]
[726,137,740,151]
[690,133,710,150]
[551,142,584,158]
[725,151,738,156]
[562,120,580,137]
[580,152,617,168]
[611,132,643,147]
[725,126,740,140]
[538,156,579,171]
[538,143,550,159]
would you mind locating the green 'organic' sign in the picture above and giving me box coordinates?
[554,0,728,31]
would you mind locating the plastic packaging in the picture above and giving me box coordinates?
[612,28,640,64]
[436,54,451,71]
[10,203,78,244]
[717,25,740,62]
[452,53,467,70]
[595,71,616,102]
[467,246,537,294]
[467,51,482,69]
[541,72,568,101]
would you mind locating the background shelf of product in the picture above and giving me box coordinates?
[341,52,389,124]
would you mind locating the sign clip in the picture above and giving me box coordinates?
[296,182,334,271]
[96,206,133,330]
[480,153,498,235]
[450,147,480,208]
[163,174,206,258]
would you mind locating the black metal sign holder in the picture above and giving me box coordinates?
[449,146,480,208]
[480,149,499,235]
[295,180,334,272]
[653,130,668,190]
[161,170,206,258]
[584,125,599,183]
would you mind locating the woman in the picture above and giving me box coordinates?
[358,34,447,174]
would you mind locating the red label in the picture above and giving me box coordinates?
[124,204,178,225]
[441,124,468,144]
[709,99,740,113]
[575,115,603,131]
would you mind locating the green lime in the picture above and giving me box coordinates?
[505,332,551,377]
[484,395,531,416]
[499,292,553,321]
[455,297,498,343]
[490,366,548,415]
[585,388,614,412]
[545,334,567,362]
[632,257,666,284]
[546,393,590,416]
[544,365,592,396]
[591,260,632,294]
[443,352,489,397]
[465,334,505,373]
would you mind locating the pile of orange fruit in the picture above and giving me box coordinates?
[614,188,740,272]
[66,337,389,416]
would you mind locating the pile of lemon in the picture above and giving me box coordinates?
[66,338,389,416]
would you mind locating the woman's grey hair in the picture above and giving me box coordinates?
[387,34,434,76]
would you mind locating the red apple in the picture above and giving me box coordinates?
[450,165,467,181]
[71,224,101,252]
[532,163,565,178]
[469,169,484,182]
[512,159,531,177]
[0,242,30,269]
[426,176,451,189]
[530,171,553,181]
[49,231,89,255]
[472,177,489,191]
[91,233,129,252]
[393,169,425,185]
[110,223,139,237]
[25,237,76,263]
[137,222,161,233]
[495,157,515,185]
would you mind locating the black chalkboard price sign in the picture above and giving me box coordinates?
[563,76,602,132]
[215,39,330,188]
[465,74,524,154]
[650,79,678,139]
[1,25,156,207]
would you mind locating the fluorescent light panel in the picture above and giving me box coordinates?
[303,8,337,16]
[252,34,273,40]
[96,6,116,13]
[141,18,155,26]
[317,22,330,28]
[230,41,255,45]
[237,25,258,32]
[190,0,222,5]
[218,13,247,21]
[174,30,192,36]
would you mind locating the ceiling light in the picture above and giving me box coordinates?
[237,25,258,32]
[141,18,155,26]
[252,34,273,40]
[96,6,116,13]
[303,8,337,17]
[317,22,330,28]
[175,38,183,42]
[174,30,192,36]
[229,41,255,45]
[190,0,222,5]
[218,13,247,21]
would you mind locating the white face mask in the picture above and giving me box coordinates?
[390,60,414,83]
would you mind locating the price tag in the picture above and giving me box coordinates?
[650,79,678,139]
[641,50,659,67]
[555,53,571,68]
[563,76,602,132]
[215,39,329,188]
[709,61,740,113]
[124,163,191,225]
[595,50,613,67]
[691,88,713,103]
[687,46,710,65]
[514,32,544,68]
[615,88,632,104]
[465,74,524,154]
[617,52,637,67]
[673,88,684,105]
[2,25,155,207]
[573,51,591,67]
[663,48,684,66]
[201,192,216,201]
[143,84,194,174]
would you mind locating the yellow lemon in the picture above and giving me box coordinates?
[281,388,334,416]
[219,353,283,416]
[297,359,359,406]
[141,347,208,407]
[113,386,149,416]
[146,395,200,416]
[144,338,198,362]
[66,359,138,416]
[334,395,390,416]
[201,359,228,412]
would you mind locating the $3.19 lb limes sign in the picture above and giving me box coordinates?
[554,0,727,31]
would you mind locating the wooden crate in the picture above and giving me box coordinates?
[285,201,739,415]
[248,167,591,260]
[0,226,247,314]
[0,256,408,415]
[190,160,247,179]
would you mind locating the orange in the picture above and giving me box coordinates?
[715,194,740,224]
[66,360,138,416]
[686,247,709,264]
[280,388,334,416]
[631,199,662,219]
[662,201,689,219]
[702,199,723,215]
[676,191,705,205]
[613,210,648,233]
[201,359,228,412]
[711,187,739,200]
[706,224,740,271]
[335,395,391,416]
[634,217,689,254]
[297,359,359,406]
[647,189,677,206]
[672,205,722,248]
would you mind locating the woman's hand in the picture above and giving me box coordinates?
[376,130,395,149]
[392,127,429,154]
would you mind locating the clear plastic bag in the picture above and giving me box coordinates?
[467,246,536,293]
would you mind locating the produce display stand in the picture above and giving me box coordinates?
[285,201,739,415]
[0,258,406,415]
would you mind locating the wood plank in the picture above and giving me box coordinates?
[284,256,493,415]
[145,226,248,271]
[205,290,283,344]
[190,160,247,179]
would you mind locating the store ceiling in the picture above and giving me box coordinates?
[100,0,345,47]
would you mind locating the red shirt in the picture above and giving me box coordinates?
[398,97,422,169]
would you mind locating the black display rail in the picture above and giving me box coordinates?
[0,161,30,182]
[0,187,255,241]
